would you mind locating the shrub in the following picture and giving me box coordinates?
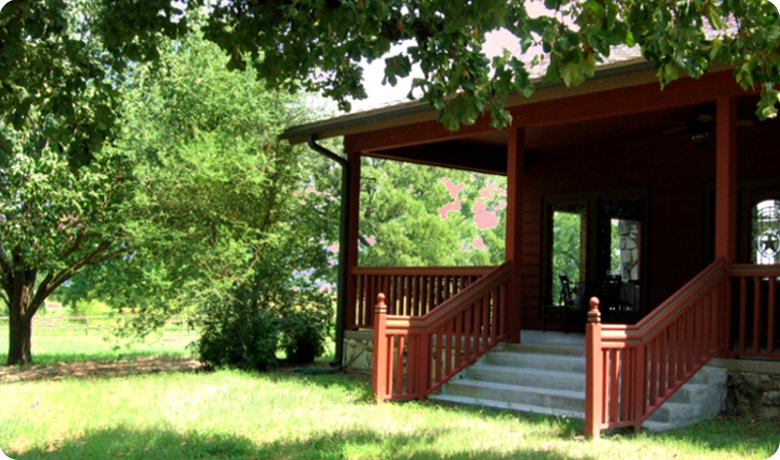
[279,304,331,364]
[196,293,279,371]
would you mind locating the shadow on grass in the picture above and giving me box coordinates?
[0,356,202,383]
[9,428,258,460]
[10,426,588,460]
[637,415,778,457]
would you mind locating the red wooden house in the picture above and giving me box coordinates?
[284,59,780,437]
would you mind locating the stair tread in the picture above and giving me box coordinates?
[469,363,585,381]
[447,378,585,399]
[488,351,584,361]
[500,342,585,356]
[429,393,586,419]
[641,420,674,432]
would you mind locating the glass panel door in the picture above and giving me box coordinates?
[599,198,641,311]
[551,203,587,306]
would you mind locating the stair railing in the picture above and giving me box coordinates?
[372,262,512,403]
[585,260,728,438]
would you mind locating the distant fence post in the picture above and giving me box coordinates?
[585,297,603,440]
[372,293,389,403]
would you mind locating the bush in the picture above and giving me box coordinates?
[279,305,331,364]
[195,277,333,369]
[196,294,279,371]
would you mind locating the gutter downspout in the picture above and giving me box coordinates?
[308,135,350,369]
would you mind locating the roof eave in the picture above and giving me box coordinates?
[282,58,658,145]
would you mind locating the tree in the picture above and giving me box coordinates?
[199,0,780,128]
[3,0,778,364]
[11,1,775,135]
[0,0,164,365]
[63,32,338,367]
[359,158,506,267]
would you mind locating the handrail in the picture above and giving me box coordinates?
[350,265,494,329]
[372,262,512,402]
[351,266,494,276]
[586,260,728,438]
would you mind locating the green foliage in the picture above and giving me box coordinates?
[0,0,184,166]
[197,0,780,128]
[3,0,779,138]
[359,158,506,267]
[551,210,583,304]
[196,289,279,371]
[64,32,337,366]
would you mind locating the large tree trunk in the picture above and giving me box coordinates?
[6,272,37,366]
[8,310,32,365]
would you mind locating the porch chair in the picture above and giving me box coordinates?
[601,274,622,311]
[542,275,580,334]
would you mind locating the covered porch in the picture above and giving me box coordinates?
[285,65,780,437]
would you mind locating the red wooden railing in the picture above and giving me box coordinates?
[585,260,728,438]
[350,266,493,329]
[372,263,511,402]
[728,264,780,359]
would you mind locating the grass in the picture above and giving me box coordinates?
[1,367,777,459]
[0,327,197,365]
[0,323,776,459]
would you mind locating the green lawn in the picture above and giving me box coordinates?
[1,366,777,459]
[0,320,197,365]
[0,330,776,459]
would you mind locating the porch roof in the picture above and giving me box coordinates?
[280,58,658,146]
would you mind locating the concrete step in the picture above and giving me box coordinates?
[429,393,585,419]
[482,351,586,373]
[440,379,586,413]
[433,344,725,433]
[463,364,586,392]
[499,342,585,357]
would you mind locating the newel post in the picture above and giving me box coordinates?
[372,293,389,403]
[585,297,604,439]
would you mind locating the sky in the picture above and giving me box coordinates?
[349,28,526,112]
[347,1,550,113]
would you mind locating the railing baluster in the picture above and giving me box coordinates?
[620,349,631,423]
[481,295,489,348]
[668,321,678,387]
[609,350,620,423]
[395,335,405,395]
[739,276,747,353]
[769,277,776,354]
[753,276,762,353]
[658,331,667,396]
[454,311,463,370]
[464,300,473,360]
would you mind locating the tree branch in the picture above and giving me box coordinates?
[29,240,122,316]
[61,230,88,260]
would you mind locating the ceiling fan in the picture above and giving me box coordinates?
[660,112,755,142]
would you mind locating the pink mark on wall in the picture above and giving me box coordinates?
[472,236,488,250]
[438,178,465,220]
[471,181,507,230]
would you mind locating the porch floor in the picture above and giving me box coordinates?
[521,329,585,348]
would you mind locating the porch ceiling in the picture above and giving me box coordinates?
[364,97,766,175]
